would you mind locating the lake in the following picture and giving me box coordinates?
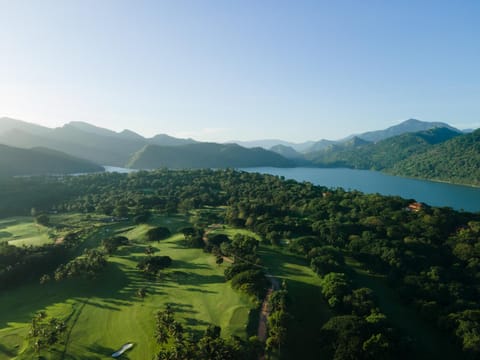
[241,167,480,213]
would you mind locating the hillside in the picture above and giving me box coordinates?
[306,128,461,170]
[355,118,461,142]
[0,144,104,177]
[126,143,294,169]
[270,144,304,159]
[228,139,316,152]
[0,119,197,166]
[390,129,480,186]
[0,117,51,136]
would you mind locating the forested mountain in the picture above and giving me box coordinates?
[1,117,477,184]
[269,144,304,159]
[0,144,103,177]
[228,139,316,152]
[230,119,461,153]
[391,129,480,186]
[307,127,461,170]
[0,118,198,166]
[126,143,294,169]
[354,118,461,142]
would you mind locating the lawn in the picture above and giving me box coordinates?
[258,245,332,359]
[0,217,51,247]
[0,216,254,360]
[201,225,334,358]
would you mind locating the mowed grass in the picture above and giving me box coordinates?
[258,246,332,359]
[0,216,254,360]
[206,225,333,358]
[0,217,51,247]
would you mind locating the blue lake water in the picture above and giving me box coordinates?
[241,167,480,213]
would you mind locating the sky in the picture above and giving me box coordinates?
[1,0,479,142]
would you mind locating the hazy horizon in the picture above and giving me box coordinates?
[2,115,474,144]
[1,1,480,142]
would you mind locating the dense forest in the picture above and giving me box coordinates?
[1,169,480,359]
[306,127,461,171]
[391,129,480,186]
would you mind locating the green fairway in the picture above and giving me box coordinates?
[258,245,332,359]
[0,217,51,247]
[0,218,254,360]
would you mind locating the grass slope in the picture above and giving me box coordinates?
[0,217,51,247]
[0,216,254,360]
[259,246,332,359]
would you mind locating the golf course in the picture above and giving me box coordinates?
[0,213,256,359]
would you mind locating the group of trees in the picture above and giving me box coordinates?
[265,284,289,356]
[2,168,480,358]
[0,241,68,291]
[146,226,172,242]
[137,255,172,276]
[201,231,268,301]
[102,235,129,254]
[49,249,107,282]
[29,311,66,353]
[154,305,262,360]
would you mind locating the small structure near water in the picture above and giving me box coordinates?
[111,343,134,358]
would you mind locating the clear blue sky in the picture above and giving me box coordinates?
[1,0,479,142]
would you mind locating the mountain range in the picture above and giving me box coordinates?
[0,144,103,177]
[0,116,478,185]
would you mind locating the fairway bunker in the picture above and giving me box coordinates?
[111,343,134,358]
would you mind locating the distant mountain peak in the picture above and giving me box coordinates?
[0,117,52,135]
[119,129,145,140]
[66,121,118,137]
[356,119,461,143]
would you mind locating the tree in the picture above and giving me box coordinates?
[145,245,156,255]
[146,227,171,242]
[102,236,129,254]
[319,315,367,360]
[137,287,147,298]
[319,272,351,309]
[35,214,50,227]
[29,312,66,353]
[39,274,51,285]
[137,256,172,275]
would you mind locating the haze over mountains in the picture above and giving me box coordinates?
[0,144,103,177]
[0,116,478,185]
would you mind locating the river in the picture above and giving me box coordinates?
[241,167,480,213]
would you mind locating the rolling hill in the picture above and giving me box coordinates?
[0,144,104,177]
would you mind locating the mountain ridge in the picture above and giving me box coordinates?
[127,142,294,169]
[0,144,104,177]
